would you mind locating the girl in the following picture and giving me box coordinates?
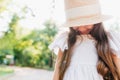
[49,0,120,80]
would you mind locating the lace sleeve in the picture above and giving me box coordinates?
[48,31,69,55]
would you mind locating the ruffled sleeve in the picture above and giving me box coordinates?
[48,31,69,55]
[108,30,120,57]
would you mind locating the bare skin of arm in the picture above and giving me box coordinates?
[52,49,63,80]
[112,54,120,74]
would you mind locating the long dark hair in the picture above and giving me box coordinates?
[58,23,120,80]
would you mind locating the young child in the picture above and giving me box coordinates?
[48,0,120,80]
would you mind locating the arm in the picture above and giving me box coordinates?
[112,54,120,74]
[52,48,63,80]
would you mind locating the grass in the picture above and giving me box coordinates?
[0,65,14,76]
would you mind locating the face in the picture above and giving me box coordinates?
[72,24,94,34]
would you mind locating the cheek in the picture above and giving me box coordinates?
[78,27,86,31]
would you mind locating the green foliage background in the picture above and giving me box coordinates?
[0,0,58,70]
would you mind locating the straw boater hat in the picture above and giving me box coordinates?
[61,0,112,27]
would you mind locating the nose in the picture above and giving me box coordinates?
[85,25,94,29]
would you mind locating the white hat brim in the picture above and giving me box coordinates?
[59,15,112,27]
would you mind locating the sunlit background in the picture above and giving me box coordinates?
[16,0,120,29]
[0,0,120,80]
[1,0,120,31]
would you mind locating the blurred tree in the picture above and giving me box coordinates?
[14,20,58,69]
[0,0,34,64]
[0,0,58,69]
[0,13,21,65]
[0,14,19,53]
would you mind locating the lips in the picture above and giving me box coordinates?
[77,29,92,34]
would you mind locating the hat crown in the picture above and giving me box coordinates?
[64,0,102,21]
[61,0,111,27]
[64,0,99,10]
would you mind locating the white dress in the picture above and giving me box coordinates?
[48,30,120,80]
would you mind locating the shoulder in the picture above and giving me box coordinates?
[55,30,69,39]
[107,30,120,45]
[107,30,120,57]
[48,30,69,55]
[107,30,120,39]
